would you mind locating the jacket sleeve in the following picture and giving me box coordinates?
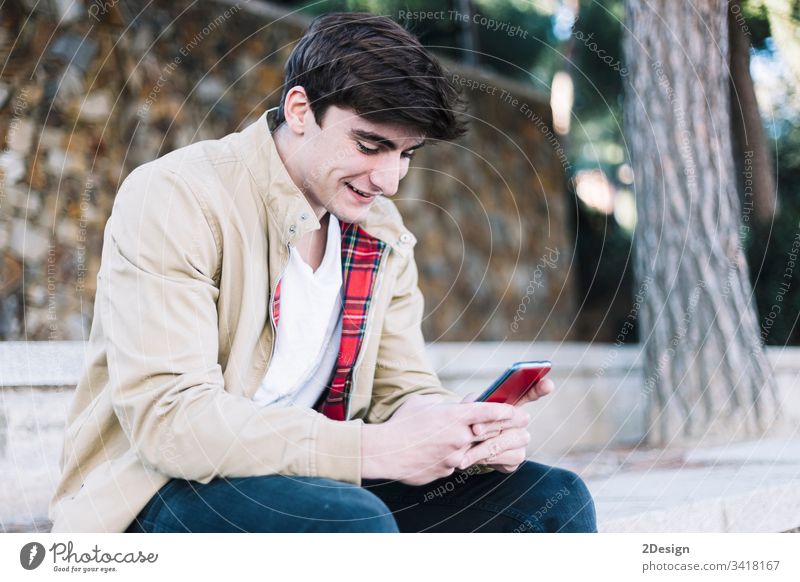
[365,246,462,424]
[364,242,496,476]
[103,164,363,485]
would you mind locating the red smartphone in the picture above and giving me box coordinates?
[475,361,552,405]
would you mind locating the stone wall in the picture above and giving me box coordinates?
[0,0,574,342]
[404,69,575,341]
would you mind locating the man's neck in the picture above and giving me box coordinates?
[272,124,326,221]
[295,212,331,273]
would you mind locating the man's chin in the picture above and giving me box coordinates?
[331,205,371,226]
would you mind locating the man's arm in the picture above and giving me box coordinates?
[357,241,510,482]
[365,247,460,424]
[363,238,541,478]
[104,164,363,485]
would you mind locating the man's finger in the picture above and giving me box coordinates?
[472,408,530,436]
[472,421,506,437]
[459,429,529,468]
[472,416,531,437]
[490,463,522,473]
[471,428,501,441]
[477,448,528,470]
[460,402,515,425]
[516,378,555,405]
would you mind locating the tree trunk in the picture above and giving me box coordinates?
[622,0,781,446]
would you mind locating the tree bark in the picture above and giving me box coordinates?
[622,0,780,446]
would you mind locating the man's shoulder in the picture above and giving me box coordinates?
[114,130,257,232]
[135,133,241,178]
[120,128,258,217]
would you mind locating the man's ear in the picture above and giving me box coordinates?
[282,86,311,135]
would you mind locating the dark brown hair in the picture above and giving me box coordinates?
[276,12,468,141]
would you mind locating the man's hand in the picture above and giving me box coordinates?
[457,428,531,473]
[463,378,555,473]
[360,394,516,485]
[467,378,554,439]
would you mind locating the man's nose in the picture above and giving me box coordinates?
[369,156,402,197]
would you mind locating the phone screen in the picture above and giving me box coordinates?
[476,361,552,405]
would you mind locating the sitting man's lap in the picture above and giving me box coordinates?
[126,461,596,533]
[364,461,597,533]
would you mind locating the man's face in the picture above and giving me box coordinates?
[290,105,426,224]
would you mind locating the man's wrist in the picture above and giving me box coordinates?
[360,422,393,480]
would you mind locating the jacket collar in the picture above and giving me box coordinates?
[228,107,417,257]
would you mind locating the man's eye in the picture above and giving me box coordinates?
[356,142,378,154]
[402,150,416,160]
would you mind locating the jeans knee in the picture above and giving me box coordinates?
[548,468,597,532]
[569,469,594,497]
[513,463,597,533]
[319,486,399,533]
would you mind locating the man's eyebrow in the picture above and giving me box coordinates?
[349,128,426,151]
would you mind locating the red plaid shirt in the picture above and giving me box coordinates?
[271,220,387,420]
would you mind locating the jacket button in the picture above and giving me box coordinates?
[399,233,413,244]
[299,213,308,221]
[289,224,297,234]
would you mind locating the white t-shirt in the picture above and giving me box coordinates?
[253,214,343,408]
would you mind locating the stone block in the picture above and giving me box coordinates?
[8,219,50,263]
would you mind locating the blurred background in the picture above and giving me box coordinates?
[1,1,798,345]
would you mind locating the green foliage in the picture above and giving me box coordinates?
[571,0,625,115]
[468,0,553,85]
[747,121,800,345]
[741,0,773,49]
[573,196,634,299]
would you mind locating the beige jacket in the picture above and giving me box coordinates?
[49,107,460,533]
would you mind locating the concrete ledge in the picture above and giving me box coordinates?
[539,439,800,532]
[0,341,87,387]
[0,386,72,530]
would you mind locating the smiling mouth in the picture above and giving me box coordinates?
[346,182,379,199]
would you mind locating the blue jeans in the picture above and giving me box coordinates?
[124,460,597,533]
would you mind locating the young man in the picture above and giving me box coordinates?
[50,12,597,533]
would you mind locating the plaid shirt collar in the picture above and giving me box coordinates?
[272,219,387,420]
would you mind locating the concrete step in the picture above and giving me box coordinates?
[537,438,800,532]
